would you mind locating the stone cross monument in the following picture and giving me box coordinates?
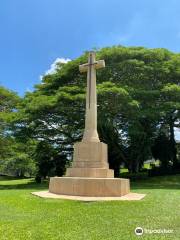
[80,51,104,143]
[66,52,112,175]
[49,51,130,197]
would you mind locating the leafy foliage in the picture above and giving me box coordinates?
[1,46,180,176]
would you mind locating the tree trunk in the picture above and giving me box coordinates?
[114,165,120,177]
[127,159,140,174]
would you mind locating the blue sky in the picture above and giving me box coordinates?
[0,0,180,139]
[0,0,180,96]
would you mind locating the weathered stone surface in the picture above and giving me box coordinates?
[32,191,146,201]
[66,168,114,178]
[72,142,108,168]
[49,177,130,197]
[79,52,105,143]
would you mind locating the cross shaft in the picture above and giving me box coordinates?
[79,52,105,142]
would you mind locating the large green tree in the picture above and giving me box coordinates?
[0,86,36,177]
[0,87,19,159]
[17,46,180,175]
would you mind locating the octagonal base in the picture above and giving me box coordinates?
[49,177,130,197]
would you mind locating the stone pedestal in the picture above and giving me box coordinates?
[49,141,130,197]
[49,177,130,197]
[66,142,114,178]
[66,168,114,178]
[48,52,131,199]
[72,142,108,168]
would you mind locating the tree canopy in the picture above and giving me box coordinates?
[1,46,180,177]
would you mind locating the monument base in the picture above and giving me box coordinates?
[49,177,130,197]
[32,191,146,201]
[66,168,114,178]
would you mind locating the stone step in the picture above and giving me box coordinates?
[66,167,114,178]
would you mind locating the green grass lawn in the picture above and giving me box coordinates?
[0,175,179,240]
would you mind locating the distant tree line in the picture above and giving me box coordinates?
[0,46,180,179]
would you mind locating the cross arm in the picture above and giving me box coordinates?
[79,63,89,73]
[79,60,105,73]
[95,60,105,69]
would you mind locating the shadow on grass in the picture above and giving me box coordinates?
[0,178,48,191]
[130,174,180,190]
[120,172,180,190]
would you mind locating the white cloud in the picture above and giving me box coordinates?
[45,58,71,75]
[39,75,43,81]
[39,57,71,82]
